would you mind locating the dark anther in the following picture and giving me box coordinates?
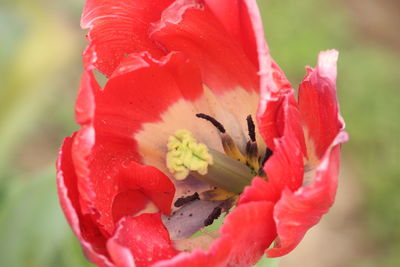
[204,207,222,226]
[246,115,256,142]
[261,148,273,166]
[246,141,258,157]
[196,113,226,133]
[174,192,200,207]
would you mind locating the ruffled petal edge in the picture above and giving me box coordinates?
[266,131,349,257]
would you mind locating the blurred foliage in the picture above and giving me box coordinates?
[0,168,91,267]
[0,0,90,266]
[0,0,399,266]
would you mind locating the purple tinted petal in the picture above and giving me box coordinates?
[162,200,224,240]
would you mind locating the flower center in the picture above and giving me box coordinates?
[166,114,271,194]
[162,114,274,241]
[166,129,213,180]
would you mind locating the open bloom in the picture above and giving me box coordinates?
[57,0,348,266]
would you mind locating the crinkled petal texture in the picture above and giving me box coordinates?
[57,0,347,266]
[151,0,258,93]
[245,50,348,257]
[81,0,174,76]
[266,132,348,257]
[107,214,178,266]
[58,133,179,267]
[58,136,114,267]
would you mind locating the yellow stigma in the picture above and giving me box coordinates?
[166,130,213,180]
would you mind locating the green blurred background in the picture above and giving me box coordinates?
[0,0,399,266]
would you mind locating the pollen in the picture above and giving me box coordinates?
[166,130,213,180]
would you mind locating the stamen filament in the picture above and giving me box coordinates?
[201,188,236,201]
[195,113,247,164]
[192,149,253,194]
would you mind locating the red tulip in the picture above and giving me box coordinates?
[57,0,348,266]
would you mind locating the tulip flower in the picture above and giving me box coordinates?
[57,0,348,266]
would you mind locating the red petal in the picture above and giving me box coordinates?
[154,201,276,267]
[253,0,293,146]
[57,135,113,267]
[75,69,97,125]
[59,134,175,267]
[79,141,175,234]
[240,91,305,204]
[298,50,344,159]
[254,0,293,136]
[107,214,178,267]
[81,0,173,76]
[266,132,348,257]
[111,190,148,224]
[119,161,175,216]
[93,52,203,153]
[257,83,307,154]
[73,52,202,234]
[263,92,305,194]
[151,0,258,93]
[202,0,293,115]
[218,202,276,266]
[203,0,258,68]
[100,52,203,126]
[238,177,273,205]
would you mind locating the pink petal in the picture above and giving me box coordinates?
[81,0,173,76]
[106,241,135,267]
[298,50,344,159]
[107,214,178,267]
[266,132,349,257]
